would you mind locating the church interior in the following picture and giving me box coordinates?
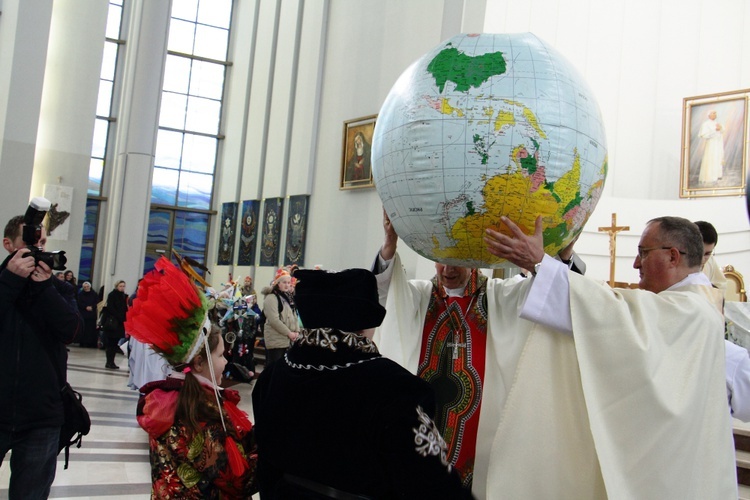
[1,0,750,498]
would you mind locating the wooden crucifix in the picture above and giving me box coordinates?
[598,213,629,287]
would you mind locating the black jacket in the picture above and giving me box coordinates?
[103,288,127,336]
[77,288,99,321]
[0,255,83,432]
[252,328,473,499]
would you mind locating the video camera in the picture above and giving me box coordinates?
[22,197,67,271]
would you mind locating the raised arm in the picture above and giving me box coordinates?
[485,216,573,334]
[373,209,400,306]
[380,208,398,261]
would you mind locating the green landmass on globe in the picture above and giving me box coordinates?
[427,44,507,93]
[372,33,608,268]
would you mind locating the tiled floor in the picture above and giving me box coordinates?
[3,346,747,499]
[0,346,257,499]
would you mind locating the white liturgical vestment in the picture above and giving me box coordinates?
[375,253,736,499]
[699,117,725,183]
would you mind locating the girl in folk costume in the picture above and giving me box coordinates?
[126,257,257,499]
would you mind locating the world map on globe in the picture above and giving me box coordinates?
[372,33,608,268]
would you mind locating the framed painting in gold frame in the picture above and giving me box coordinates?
[680,89,749,198]
[340,114,376,190]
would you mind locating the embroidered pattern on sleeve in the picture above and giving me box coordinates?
[413,405,451,470]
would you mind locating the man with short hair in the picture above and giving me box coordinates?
[0,215,82,499]
[694,220,728,294]
[479,215,735,498]
[693,220,750,421]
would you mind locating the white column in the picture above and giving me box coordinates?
[0,0,54,213]
[98,0,170,294]
[32,0,109,270]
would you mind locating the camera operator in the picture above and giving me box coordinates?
[0,214,82,499]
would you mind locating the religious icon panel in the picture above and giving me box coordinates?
[284,195,309,267]
[259,197,284,267]
[237,200,260,266]
[217,202,237,265]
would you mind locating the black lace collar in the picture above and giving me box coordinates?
[284,328,381,371]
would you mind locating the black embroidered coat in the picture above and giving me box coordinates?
[252,328,473,499]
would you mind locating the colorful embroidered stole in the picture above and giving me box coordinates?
[418,271,487,488]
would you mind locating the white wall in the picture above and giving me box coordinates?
[481,0,750,283]
[210,0,750,285]
[2,0,748,292]
[302,0,451,278]
[215,0,455,288]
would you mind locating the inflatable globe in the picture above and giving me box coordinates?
[372,33,608,268]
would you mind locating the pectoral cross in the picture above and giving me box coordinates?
[598,213,629,287]
[447,333,467,361]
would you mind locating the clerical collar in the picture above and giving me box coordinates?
[434,269,484,298]
[444,286,466,297]
[667,272,712,291]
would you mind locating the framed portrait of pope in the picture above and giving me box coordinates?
[680,89,749,198]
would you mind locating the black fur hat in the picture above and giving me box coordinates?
[292,268,386,332]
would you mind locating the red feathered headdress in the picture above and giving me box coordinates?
[125,257,209,366]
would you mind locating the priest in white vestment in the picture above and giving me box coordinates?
[698,110,725,184]
[694,220,728,296]
[373,212,583,491]
[375,214,736,499]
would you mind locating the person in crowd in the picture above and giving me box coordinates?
[126,279,171,390]
[372,211,580,490]
[474,215,735,498]
[101,280,128,369]
[55,271,64,280]
[726,340,750,422]
[692,220,750,420]
[253,268,472,499]
[240,275,256,297]
[77,281,100,348]
[694,220,728,296]
[128,257,257,498]
[284,264,299,291]
[63,270,77,289]
[260,269,299,367]
[0,215,82,499]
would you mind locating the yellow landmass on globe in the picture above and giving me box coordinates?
[432,151,584,265]
[494,109,515,132]
[509,145,527,170]
[439,98,464,117]
[502,99,547,139]
[552,153,581,210]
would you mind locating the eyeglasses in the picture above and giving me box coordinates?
[637,246,686,259]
